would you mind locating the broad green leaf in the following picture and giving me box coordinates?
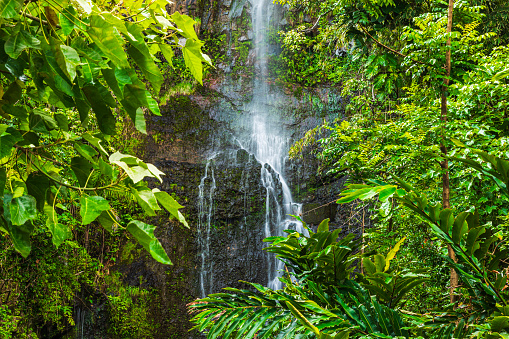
[80,195,111,225]
[465,226,485,256]
[74,142,98,164]
[318,218,329,232]
[5,27,41,59]
[2,80,23,104]
[0,0,22,19]
[392,175,414,192]
[74,0,92,14]
[102,64,132,99]
[75,97,91,126]
[54,113,69,131]
[59,6,85,35]
[0,127,22,158]
[127,220,172,264]
[285,301,320,336]
[491,316,509,332]
[153,189,188,228]
[126,22,163,94]
[96,210,119,233]
[82,133,109,156]
[110,152,152,183]
[26,172,50,211]
[439,208,454,234]
[0,167,6,194]
[170,12,199,40]
[378,185,396,202]
[183,38,204,85]
[83,85,116,135]
[131,186,161,216]
[3,195,33,257]
[87,15,129,68]
[374,254,386,273]
[452,211,469,244]
[159,44,174,68]
[363,258,377,275]
[337,187,377,204]
[98,158,114,179]
[71,157,93,187]
[59,45,80,81]
[32,109,59,131]
[147,163,165,183]
[10,194,37,225]
[384,237,405,272]
[121,83,160,116]
[44,204,70,247]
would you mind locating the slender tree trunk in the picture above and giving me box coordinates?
[441,0,458,305]
[360,206,365,275]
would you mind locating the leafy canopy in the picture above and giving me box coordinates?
[0,0,209,262]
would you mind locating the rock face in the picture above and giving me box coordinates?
[127,84,351,337]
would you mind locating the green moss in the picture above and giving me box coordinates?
[105,272,157,337]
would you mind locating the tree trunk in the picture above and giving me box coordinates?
[441,0,458,305]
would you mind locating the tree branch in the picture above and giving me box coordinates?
[23,13,61,29]
[359,25,436,69]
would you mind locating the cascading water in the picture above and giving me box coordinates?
[248,0,307,290]
[197,0,307,294]
[197,156,216,297]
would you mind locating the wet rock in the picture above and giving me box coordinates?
[238,34,250,42]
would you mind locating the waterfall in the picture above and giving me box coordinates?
[249,0,307,290]
[196,0,306,294]
[197,156,216,297]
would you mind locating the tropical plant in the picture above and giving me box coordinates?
[0,0,210,263]
[190,218,428,338]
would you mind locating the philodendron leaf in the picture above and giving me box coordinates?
[159,44,174,68]
[153,189,189,228]
[59,45,81,81]
[0,127,22,159]
[10,195,37,225]
[126,22,163,94]
[109,152,152,183]
[71,157,93,187]
[80,195,111,225]
[0,167,6,194]
[127,220,172,265]
[26,172,50,211]
[44,204,71,247]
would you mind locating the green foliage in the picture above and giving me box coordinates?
[0,0,207,263]
[0,0,211,336]
[105,272,157,337]
[190,217,426,338]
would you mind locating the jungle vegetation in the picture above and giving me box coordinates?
[1,0,509,337]
[190,0,509,338]
[0,0,209,336]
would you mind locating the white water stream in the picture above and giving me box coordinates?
[197,156,216,297]
[197,0,306,295]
